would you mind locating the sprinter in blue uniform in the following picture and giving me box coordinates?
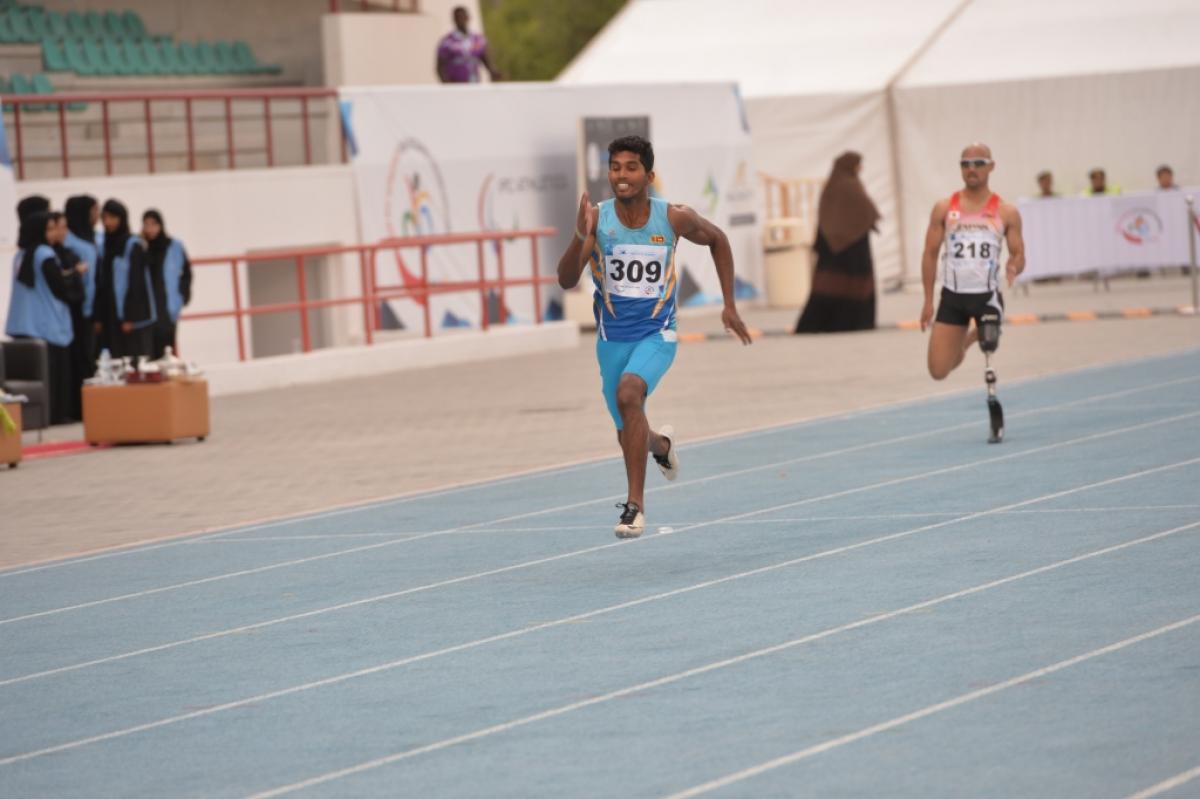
[557,135,753,538]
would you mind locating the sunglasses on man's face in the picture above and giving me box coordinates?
[960,158,993,168]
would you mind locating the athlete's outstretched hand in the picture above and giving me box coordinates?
[576,192,598,240]
[920,299,935,332]
[723,305,753,345]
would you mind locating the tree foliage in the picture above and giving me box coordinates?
[480,0,627,81]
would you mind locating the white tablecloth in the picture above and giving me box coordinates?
[1017,188,1200,281]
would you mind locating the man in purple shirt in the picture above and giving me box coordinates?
[436,6,501,83]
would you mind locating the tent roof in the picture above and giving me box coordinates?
[561,0,1200,96]
[558,0,966,97]
[900,0,1200,87]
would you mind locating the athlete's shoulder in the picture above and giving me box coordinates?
[929,196,952,222]
[998,200,1022,226]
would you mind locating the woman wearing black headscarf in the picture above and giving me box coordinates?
[64,195,100,370]
[141,209,192,359]
[48,211,92,419]
[94,199,155,359]
[5,211,75,423]
[794,152,881,333]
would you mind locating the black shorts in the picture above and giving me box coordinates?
[935,288,1004,327]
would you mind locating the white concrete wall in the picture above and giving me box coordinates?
[2,164,362,366]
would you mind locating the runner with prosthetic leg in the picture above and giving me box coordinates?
[919,143,1025,443]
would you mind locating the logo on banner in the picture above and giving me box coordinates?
[382,138,452,307]
[1116,208,1163,245]
[477,171,570,248]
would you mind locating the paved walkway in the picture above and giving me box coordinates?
[3,275,1196,568]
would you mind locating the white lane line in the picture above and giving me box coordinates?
[0,408,1194,631]
[242,524,1200,799]
[1126,765,1200,799]
[4,458,1193,689]
[666,616,1200,799]
[3,369,1195,579]
[191,506,1200,545]
[2,471,1195,766]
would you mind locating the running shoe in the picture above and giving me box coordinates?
[653,425,679,481]
[614,502,645,538]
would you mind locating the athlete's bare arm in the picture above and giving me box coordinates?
[557,192,598,289]
[668,203,752,345]
[1000,203,1025,286]
[920,199,951,332]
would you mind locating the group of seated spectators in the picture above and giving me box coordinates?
[1035,164,1181,198]
[5,195,192,424]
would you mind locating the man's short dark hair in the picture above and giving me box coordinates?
[1157,164,1173,176]
[608,135,654,173]
[1036,170,1051,181]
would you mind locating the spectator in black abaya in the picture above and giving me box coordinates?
[794,151,881,333]
[95,200,155,359]
[64,195,101,368]
[49,212,91,419]
[141,210,192,359]
[5,211,75,423]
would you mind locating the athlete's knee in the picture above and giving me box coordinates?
[978,312,1001,354]
[615,375,646,416]
[928,361,952,381]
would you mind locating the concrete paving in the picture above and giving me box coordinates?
[3,274,1196,568]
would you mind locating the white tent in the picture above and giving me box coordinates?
[560,0,1200,285]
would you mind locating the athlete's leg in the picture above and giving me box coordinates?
[617,335,679,508]
[927,322,970,380]
[977,304,1004,443]
[615,374,651,510]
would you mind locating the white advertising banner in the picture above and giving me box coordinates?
[339,82,762,333]
[1018,188,1200,281]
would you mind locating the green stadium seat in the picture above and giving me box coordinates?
[11,8,42,44]
[212,41,239,73]
[121,39,151,75]
[41,38,70,72]
[64,37,97,76]
[140,39,169,75]
[81,11,105,39]
[194,41,221,74]
[102,38,134,75]
[24,7,50,40]
[65,10,88,37]
[30,72,83,112]
[44,11,68,39]
[9,74,47,112]
[84,38,119,75]
[0,12,18,45]
[121,11,146,39]
[101,11,124,39]
[160,41,192,75]
[176,41,202,75]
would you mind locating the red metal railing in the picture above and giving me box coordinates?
[184,228,559,362]
[0,87,344,179]
[328,0,419,11]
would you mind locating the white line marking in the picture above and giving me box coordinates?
[666,616,1200,798]
[2,364,1195,577]
[242,526,1200,799]
[6,458,1192,690]
[3,479,1195,769]
[0,409,1194,631]
[1126,765,1200,799]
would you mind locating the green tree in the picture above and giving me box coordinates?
[480,0,627,81]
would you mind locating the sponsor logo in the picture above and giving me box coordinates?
[650,235,665,244]
[1116,208,1163,245]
